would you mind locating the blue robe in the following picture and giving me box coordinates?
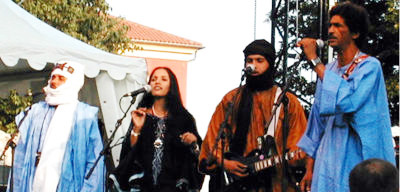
[297,54,395,192]
[8,101,105,192]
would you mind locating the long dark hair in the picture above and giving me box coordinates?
[120,67,197,160]
[138,67,186,117]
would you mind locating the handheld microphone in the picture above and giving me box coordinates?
[316,39,327,48]
[243,64,255,75]
[123,85,152,97]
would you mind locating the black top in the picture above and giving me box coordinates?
[114,112,203,192]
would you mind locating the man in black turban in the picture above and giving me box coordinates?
[243,39,276,91]
[199,39,311,192]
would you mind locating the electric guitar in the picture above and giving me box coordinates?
[223,148,303,191]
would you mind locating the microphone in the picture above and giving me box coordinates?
[316,39,327,48]
[123,85,152,97]
[243,64,255,75]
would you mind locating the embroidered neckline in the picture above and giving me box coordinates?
[341,52,369,80]
[348,50,360,66]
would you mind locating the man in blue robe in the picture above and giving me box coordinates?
[8,61,104,192]
[296,2,396,192]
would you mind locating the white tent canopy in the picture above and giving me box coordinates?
[0,0,146,80]
[0,0,147,164]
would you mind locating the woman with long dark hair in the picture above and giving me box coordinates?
[110,67,203,192]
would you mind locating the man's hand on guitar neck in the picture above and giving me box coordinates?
[223,159,249,177]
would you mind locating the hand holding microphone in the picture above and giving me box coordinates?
[297,38,327,78]
[296,38,326,61]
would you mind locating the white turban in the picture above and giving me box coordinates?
[43,61,85,106]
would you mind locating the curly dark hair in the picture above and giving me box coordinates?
[329,1,370,49]
[138,67,186,117]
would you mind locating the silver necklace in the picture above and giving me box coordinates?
[152,105,167,118]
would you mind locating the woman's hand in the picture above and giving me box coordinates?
[180,132,197,145]
[130,108,147,147]
[131,108,147,132]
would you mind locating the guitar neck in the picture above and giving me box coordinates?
[253,149,302,172]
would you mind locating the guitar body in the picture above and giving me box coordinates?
[221,135,304,192]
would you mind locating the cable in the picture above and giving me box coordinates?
[118,96,124,113]
[296,0,299,42]
[254,0,257,40]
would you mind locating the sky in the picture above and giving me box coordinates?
[106,0,273,139]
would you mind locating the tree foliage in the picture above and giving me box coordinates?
[13,0,137,53]
[273,0,399,125]
[0,90,32,134]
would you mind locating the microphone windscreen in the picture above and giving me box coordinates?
[316,39,327,48]
[143,84,152,93]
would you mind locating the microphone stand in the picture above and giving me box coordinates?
[262,58,304,192]
[85,96,137,180]
[263,54,304,137]
[209,71,247,192]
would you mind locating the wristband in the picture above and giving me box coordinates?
[310,57,322,69]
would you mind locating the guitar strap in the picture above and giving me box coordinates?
[267,87,301,192]
[266,86,282,137]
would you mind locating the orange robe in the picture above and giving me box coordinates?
[199,85,307,192]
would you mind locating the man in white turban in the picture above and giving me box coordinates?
[8,61,104,192]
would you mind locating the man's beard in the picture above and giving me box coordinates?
[245,68,275,91]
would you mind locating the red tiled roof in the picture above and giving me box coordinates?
[121,19,203,49]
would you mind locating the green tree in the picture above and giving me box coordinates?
[273,0,399,125]
[0,90,32,134]
[13,0,137,53]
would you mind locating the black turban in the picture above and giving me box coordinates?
[243,39,276,67]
